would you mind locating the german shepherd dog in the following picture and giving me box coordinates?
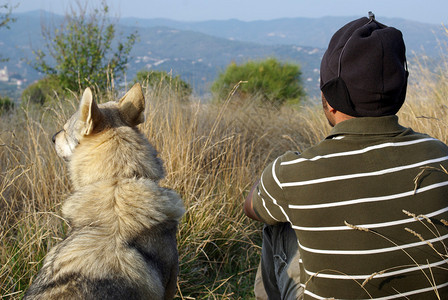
[24,83,185,299]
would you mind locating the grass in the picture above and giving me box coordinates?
[0,83,326,299]
[1,61,448,299]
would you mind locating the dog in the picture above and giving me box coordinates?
[24,83,185,299]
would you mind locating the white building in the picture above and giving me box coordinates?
[0,66,8,82]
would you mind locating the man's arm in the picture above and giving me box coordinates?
[244,180,263,221]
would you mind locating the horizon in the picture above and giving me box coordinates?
[13,8,441,25]
[11,0,448,25]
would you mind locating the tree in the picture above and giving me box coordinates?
[211,58,305,106]
[0,2,14,29]
[133,70,192,101]
[32,1,138,92]
[21,75,65,105]
[0,95,14,113]
[1,1,16,62]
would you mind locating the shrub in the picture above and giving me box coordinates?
[133,70,192,101]
[31,1,137,92]
[211,58,305,106]
[0,95,14,113]
[21,76,66,105]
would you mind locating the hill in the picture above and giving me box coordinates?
[0,11,324,98]
[120,16,448,56]
[0,11,446,100]
[125,26,323,95]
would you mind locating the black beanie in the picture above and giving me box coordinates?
[320,13,408,117]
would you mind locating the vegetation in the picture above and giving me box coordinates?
[133,70,192,101]
[0,2,14,29]
[0,94,13,113]
[21,75,67,106]
[1,58,448,298]
[1,4,448,298]
[211,58,306,106]
[0,81,325,299]
[31,0,138,93]
[0,1,16,62]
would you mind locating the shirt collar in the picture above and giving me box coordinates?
[327,115,407,139]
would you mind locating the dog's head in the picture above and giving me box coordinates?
[53,83,145,161]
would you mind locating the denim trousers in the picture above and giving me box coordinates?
[254,223,304,300]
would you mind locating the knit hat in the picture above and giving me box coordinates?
[320,12,408,117]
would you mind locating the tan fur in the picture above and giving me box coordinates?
[24,83,185,300]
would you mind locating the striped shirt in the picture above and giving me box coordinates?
[252,115,448,299]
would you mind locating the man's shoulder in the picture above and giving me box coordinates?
[278,137,350,162]
[275,129,448,171]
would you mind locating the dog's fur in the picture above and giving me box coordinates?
[24,83,185,299]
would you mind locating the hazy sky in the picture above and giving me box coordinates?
[11,0,448,24]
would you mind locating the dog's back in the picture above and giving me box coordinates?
[24,84,185,299]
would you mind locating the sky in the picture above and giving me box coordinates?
[10,0,448,25]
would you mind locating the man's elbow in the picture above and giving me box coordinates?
[244,198,254,218]
[244,180,263,221]
[244,195,262,221]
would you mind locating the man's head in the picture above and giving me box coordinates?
[320,12,408,118]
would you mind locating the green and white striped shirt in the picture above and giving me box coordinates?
[253,115,448,299]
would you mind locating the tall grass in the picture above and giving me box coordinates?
[399,62,448,144]
[1,61,447,299]
[0,82,326,299]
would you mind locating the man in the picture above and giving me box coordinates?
[245,13,448,299]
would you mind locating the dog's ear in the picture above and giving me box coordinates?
[118,83,145,127]
[79,87,103,136]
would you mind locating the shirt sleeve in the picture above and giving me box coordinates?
[252,155,290,225]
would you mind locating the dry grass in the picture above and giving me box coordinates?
[0,82,326,299]
[0,59,447,299]
[399,58,448,144]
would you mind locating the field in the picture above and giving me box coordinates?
[1,65,448,299]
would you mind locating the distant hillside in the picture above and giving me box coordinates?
[126,26,323,94]
[120,16,448,56]
[1,11,325,97]
[0,11,446,100]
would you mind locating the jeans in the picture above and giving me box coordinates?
[254,223,303,300]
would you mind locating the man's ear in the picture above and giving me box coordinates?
[327,102,337,114]
[322,94,337,114]
[79,87,103,136]
[118,83,145,127]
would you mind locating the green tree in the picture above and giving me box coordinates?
[211,58,305,106]
[0,95,14,113]
[32,1,138,92]
[21,75,66,105]
[1,1,16,62]
[133,70,192,101]
[0,2,15,29]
